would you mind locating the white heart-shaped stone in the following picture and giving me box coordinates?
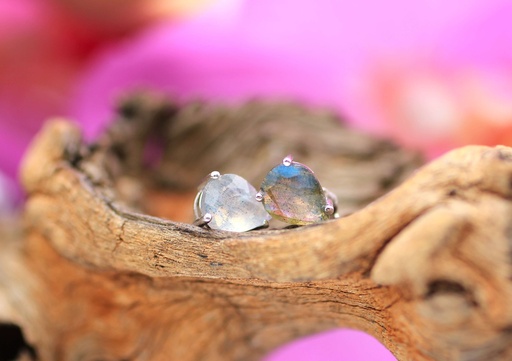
[199,174,271,232]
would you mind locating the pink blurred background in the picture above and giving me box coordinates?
[1,0,512,359]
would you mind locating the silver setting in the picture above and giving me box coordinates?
[255,192,264,202]
[323,187,339,219]
[282,155,293,166]
[193,213,212,227]
[193,171,221,226]
[324,204,334,215]
[193,190,203,220]
[193,171,270,232]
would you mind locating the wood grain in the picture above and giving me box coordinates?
[2,97,511,360]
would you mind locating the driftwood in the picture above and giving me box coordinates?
[1,96,512,361]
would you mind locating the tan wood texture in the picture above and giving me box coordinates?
[1,97,511,360]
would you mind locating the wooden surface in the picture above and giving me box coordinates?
[1,97,512,360]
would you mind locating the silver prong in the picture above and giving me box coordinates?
[194,213,212,227]
[324,204,334,215]
[323,187,338,218]
[282,155,293,166]
[259,219,270,229]
[197,171,221,191]
[255,192,264,202]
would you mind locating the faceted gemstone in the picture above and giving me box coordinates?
[200,174,271,232]
[260,162,329,225]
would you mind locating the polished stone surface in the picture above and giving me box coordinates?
[260,162,329,225]
[200,174,271,232]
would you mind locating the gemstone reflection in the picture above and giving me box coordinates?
[260,162,330,225]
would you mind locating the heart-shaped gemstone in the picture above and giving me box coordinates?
[260,161,330,225]
[198,174,271,232]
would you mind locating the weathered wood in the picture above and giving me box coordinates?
[2,97,512,360]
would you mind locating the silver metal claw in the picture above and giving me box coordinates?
[282,155,293,166]
[193,213,213,227]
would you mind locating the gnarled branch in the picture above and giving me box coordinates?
[2,97,512,360]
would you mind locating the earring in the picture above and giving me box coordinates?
[193,171,271,232]
[256,155,337,225]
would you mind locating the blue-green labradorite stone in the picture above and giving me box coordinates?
[201,174,271,232]
[260,163,329,225]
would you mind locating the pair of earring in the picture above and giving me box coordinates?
[193,155,338,232]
